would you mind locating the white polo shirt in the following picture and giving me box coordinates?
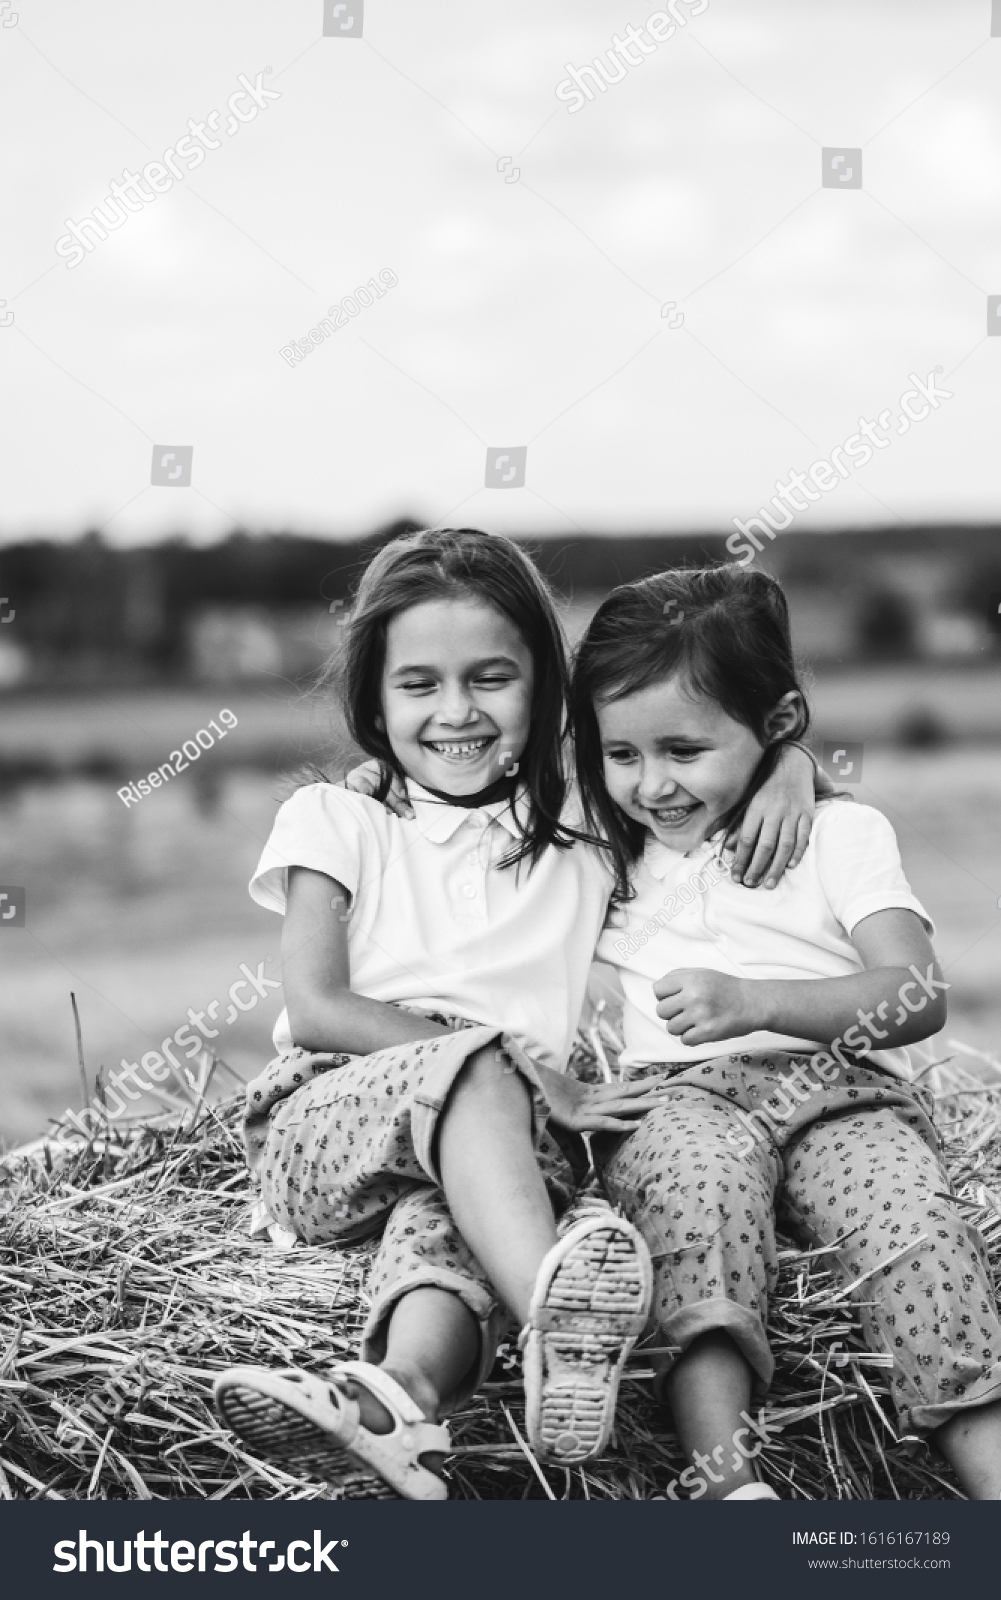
[250,782,612,1071]
[596,801,933,1080]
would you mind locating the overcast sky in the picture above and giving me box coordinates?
[1,0,999,546]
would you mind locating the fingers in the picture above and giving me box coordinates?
[342,770,373,796]
[741,823,781,888]
[787,813,811,871]
[342,759,383,797]
[580,1110,662,1133]
[341,762,416,819]
[655,1005,713,1039]
[608,1077,671,1098]
[584,1087,671,1116]
[760,817,800,890]
[584,1077,667,1102]
[662,1016,692,1037]
[597,1093,671,1116]
[727,816,761,885]
[652,970,689,1001]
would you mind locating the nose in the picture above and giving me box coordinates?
[436,681,478,727]
[637,768,678,806]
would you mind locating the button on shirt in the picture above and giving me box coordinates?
[250,782,612,1071]
[596,801,933,1080]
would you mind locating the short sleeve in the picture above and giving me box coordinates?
[812,801,934,937]
[249,784,369,914]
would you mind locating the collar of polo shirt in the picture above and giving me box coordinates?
[643,828,732,880]
[405,781,528,844]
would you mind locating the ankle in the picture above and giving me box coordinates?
[379,1364,442,1424]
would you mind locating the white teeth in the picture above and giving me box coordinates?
[426,737,491,760]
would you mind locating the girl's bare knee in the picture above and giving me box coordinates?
[456,1042,525,1096]
[436,1044,531,1157]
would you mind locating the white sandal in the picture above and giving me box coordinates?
[214,1359,450,1500]
[521,1213,652,1466]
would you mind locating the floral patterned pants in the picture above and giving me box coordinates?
[248,1022,574,1404]
[595,1051,1001,1435]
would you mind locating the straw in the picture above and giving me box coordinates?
[69,994,88,1111]
[1,1041,998,1500]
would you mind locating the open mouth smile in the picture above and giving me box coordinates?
[422,736,496,763]
[646,799,702,827]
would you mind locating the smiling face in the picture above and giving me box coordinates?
[380,596,534,796]
[596,673,769,854]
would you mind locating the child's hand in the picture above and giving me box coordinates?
[541,1069,670,1134]
[654,968,758,1047]
[342,760,414,819]
[726,743,814,889]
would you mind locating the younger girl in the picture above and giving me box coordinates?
[214,530,818,1499]
[571,564,1001,1501]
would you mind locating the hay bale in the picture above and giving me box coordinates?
[1,1046,999,1501]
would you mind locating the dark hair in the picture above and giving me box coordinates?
[570,564,810,902]
[323,526,574,869]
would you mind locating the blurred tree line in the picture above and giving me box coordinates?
[0,520,998,685]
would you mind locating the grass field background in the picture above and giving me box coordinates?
[1,663,999,1148]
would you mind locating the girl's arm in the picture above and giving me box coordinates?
[282,865,449,1053]
[654,909,947,1054]
[342,744,837,882]
[285,866,674,1131]
[726,743,834,888]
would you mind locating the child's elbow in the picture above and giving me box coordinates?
[922,994,948,1038]
[285,985,350,1052]
[902,993,947,1044]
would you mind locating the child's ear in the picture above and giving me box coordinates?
[764,691,805,744]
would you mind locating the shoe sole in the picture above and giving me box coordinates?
[528,1220,652,1466]
[216,1377,399,1499]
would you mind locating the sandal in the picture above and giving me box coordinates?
[521,1213,652,1466]
[214,1359,450,1500]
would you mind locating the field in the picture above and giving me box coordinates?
[1,667,1000,1148]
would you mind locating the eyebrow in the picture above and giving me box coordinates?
[388,654,522,678]
[653,733,705,749]
[601,732,706,749]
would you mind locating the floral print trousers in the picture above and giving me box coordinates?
[246,1033,1001,1433]
[595,1051,1001,1435]
[246,1021,574,1404]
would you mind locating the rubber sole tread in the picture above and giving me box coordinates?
[217,1383,399,1499]
[533,1223,651,1465]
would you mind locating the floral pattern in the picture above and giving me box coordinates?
[598,1050,1001,1434]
